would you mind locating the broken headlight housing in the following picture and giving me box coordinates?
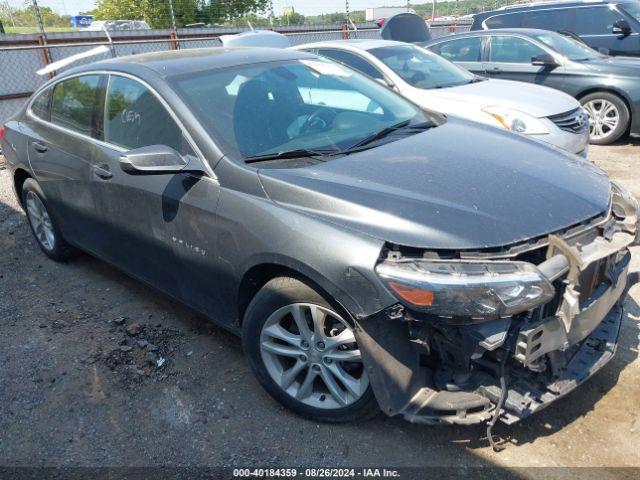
[376,260,555,322]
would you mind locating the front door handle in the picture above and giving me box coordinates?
[92,164,113,180]
[487,66,502,73]
[32,141,48,153]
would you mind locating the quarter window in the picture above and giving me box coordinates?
[105,76,184,152]
[316,49,384,80]
[433,37,483,62]
[51,75,105,137]
[31,88,52,121]
[489,36,546,63]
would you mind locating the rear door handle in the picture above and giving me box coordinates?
[32,141,48,153]
[92,164,113,180]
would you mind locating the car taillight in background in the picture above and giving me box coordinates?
[0,126,6,143]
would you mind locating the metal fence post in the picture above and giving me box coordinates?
[168,0,179,49]
[32,0,53,78]
[32,0,47,42]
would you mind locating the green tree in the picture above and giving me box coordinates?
[95,0,269,28]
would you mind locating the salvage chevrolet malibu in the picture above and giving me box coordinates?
[2,48,638,434]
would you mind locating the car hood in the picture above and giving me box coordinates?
[421,79,578,118]
[258,118,610,250]
[582,56,640,76]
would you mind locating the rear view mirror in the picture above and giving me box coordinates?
[120,145,204,175]
[531,53,560,68]
[612,19,632,36]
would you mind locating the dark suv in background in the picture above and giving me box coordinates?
[472,0,640,57]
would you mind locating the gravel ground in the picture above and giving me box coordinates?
[0,140,639,475]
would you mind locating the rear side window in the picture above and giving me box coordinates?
[51,75,105,137]
[489,36,546,63]
[316,49,384,80]
[105,76,184,152]
[574,6,623,35]
[31,88,52,121]
[518,9,574,31]
[485,14,522,29]
[433,37,483,62]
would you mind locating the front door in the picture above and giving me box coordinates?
[89,74,222,306]
[483,35,568,91]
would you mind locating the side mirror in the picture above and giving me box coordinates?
[531,53,560,68]
[120,145,204,175]
[612,19,632,36]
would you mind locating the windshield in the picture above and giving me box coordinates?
[533,32,601,61]
[368,44,476,89]
[171,58,429,160]
[621,2,640,23]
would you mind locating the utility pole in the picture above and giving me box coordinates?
[345,0,350,23]
[431,0,436,20]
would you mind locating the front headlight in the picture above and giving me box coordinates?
[482,106,549,135]
[376,260,555,322]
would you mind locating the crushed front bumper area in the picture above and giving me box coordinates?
[356,226,639,425]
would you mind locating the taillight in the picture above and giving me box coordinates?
[0,126,6,143]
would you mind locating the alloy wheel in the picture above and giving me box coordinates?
[259,303,369,410]
[25,191,55,251]
[583,99,620,141]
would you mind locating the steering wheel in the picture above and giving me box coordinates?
[300,108,337,135]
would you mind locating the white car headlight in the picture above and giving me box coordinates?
[482,106,549,135]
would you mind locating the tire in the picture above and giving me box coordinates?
[21,178,78,261]
[580,92,630,145]
[242,276,379,423]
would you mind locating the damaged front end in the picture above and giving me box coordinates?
[355,182,640,427]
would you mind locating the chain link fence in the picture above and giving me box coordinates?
[0,0,473,125]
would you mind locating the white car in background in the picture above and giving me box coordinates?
[294,39,590,157]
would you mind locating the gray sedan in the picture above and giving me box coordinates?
[1,47,638,433]
[425,28,640,145]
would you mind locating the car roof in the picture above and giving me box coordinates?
[68,47,315,78]
[474,0,636,20]
[295,39,411,51]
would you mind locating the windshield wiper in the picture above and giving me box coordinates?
[343,120,434,153]
[244,148,340,164]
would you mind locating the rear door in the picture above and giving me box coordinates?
[483,35,567,90]
[428,36,485,74]
[25,74,106,246]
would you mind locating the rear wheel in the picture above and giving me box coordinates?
[22,178,78,261]
[242,276,379,422]
[581,92,630,145]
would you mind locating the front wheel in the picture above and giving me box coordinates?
[242,276,379,422]
[581,92,630,145]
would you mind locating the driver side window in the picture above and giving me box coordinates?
[105,75,187,153]
[489,36,546,63]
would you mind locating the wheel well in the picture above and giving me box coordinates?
[237,264,347,326]
[577,88,631,114]
[13,168,31,206]
[237,264,298,324]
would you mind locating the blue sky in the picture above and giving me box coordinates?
[7,1,409,16]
